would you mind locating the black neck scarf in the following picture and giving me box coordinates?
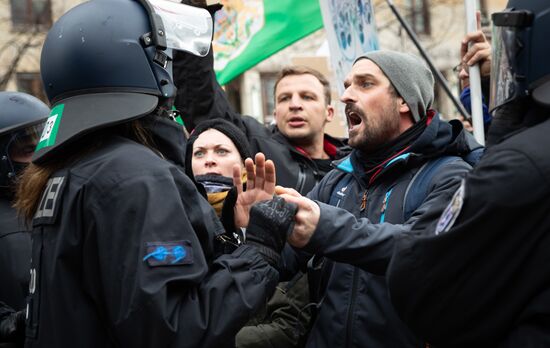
[355,116,428,176]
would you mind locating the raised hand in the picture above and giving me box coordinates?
[460,11,491,84]
[233,152,276,228]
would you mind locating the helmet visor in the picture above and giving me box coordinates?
[489,9,534,112]
[148,0,212,57]
[8,122,45,160]
[489,25,523,111]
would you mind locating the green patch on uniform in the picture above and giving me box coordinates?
[36,104,64,151]
[171,105,185,126]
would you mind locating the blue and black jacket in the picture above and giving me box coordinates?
[285,113,480,348]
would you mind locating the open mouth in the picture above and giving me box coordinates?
[288,116,306,127]
[346,110,363,130]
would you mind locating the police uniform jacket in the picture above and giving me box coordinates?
[0,195,31,310]
[388,114,550,347]
[24,120,278,348]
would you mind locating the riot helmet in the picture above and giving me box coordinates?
[490,1,550,112]
[34,0,212,163]
[0,92,49,189]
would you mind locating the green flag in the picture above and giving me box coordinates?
[213,0,323,85]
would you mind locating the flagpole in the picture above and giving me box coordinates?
[465,0,485,145]
[384,0,470,120]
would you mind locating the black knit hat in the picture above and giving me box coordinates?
[185,119,252,177]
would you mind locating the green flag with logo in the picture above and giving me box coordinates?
[213,0,323,85]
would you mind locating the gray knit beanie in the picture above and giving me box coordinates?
[355,50,434,122]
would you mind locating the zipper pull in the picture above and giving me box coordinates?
[360,190,367,211]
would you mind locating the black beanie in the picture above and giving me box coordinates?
[185,119,252,177]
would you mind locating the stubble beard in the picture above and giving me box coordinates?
[349,103,401,154]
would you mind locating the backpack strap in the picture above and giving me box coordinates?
[403,156,461,221]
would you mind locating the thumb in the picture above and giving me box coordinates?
[278,193,311,211]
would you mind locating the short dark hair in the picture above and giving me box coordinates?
[273,66,332,105]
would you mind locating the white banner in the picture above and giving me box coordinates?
[319,0,379,96]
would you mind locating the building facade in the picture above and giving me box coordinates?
[1,0,507,138]
[0,0,85,101]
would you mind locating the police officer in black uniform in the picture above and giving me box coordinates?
[14,1,294,347]
[0,92,48,347]
[387,1,550,346]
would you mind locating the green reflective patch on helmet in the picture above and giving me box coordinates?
[36,104,64,151]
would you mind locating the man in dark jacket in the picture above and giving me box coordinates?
[15,2,293,347]
[0,92,48,347]
[174,53,348,194]
[174,3,348,347]
[279,50,480,347]
[387,1,550,347]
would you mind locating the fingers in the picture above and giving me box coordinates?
[476,10,481,30]
[278,193,308,208]
[264,160,276,195]
[461,31,490,64]
[278,194,320,248]
[275,186,301,197]
[233,164,243,195]
[464,43,491,66]
[253,153,266,190]
[244,157,255,189]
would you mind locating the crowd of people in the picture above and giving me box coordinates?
[1,0,549,347]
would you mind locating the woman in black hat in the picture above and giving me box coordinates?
[186,119,260,251]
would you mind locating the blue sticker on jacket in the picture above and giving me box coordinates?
[143,240,193,267]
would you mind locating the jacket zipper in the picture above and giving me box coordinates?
[345,184,369,347]
[295,164,307,193]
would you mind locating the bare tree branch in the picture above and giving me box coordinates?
[0,0,48,90]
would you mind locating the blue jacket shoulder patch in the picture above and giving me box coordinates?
[143,240,193,267]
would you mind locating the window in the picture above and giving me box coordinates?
[10,0,52,31]
[260,72,278,125]
[16,72,48,104]
[224,76,242,115]
[406,0,430,36]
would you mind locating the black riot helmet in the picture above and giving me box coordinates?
[490,1,550,112]
[34,0,212,163]
[0,92,49,189]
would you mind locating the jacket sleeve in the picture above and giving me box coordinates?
[387,148,550,347]
[173,47,244,132]
[302,160,471,275]
[85,170,279,348]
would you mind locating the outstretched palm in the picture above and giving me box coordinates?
[233,153,276,228]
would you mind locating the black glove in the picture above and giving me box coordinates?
[0,306,25,343]
[246,196,297,269]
